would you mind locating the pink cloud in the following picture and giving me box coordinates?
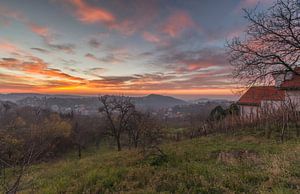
[0,5,23,21]
[226,26,246,39]
[0,42,19,53]
[66,0,140,36]
[0,41,33,57]
[67,0,115,24]
[143,32,161,43]
[28,23,50,38]
[109,20,136,36]
[0,5,52,40]
[162,10,197,38]
[176,62,213,73]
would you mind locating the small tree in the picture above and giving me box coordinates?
[99,95,135,151]
[137,114,165,159]
[126,111,143,148]
[63,111,84,159]
[209,106,226,121]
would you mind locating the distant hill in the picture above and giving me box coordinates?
[133,94,187,110]
[189,98,232,104]
[188,98,210,104]
[0,93,83,102]
[0,93,187,112]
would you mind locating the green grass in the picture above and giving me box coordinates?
[5,134,300,193]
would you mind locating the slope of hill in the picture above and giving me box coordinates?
[8,134,300,193]
[133,94,187,109]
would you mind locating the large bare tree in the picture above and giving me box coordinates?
[98,95,135,151]
[228,0,300,86]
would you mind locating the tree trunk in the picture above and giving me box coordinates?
[78,144,82,159]
[281,125,285,143]
[134,140,138,148]
[266,119,272,139]
[296,121,300,138]
[116,136,121,151]
[281,115,286,143]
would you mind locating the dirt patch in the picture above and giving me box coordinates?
[217,150,260,165]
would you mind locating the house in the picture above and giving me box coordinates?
[237,67,300,120]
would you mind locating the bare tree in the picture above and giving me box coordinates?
[228,0,300,86]
[137,115,166,160]
[126,111,143,148]
[63,111,84,159]
[60,110,104,156]
[98,95,135,151]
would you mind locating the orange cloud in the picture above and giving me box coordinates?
[0,55,234,98]
[68,0,115,23]
[0,57,84,83]
[35,87,235,97]
[162,10,196,38]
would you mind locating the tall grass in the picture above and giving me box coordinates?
[3,133,300,194]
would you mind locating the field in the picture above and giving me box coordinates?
[5,133,300,194]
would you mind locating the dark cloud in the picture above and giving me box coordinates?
[88,38,101,48]
[85,51,131,64]
[46,42,76,54]
[90,76,136,86]
[60,59,78,66]
[84,67,106,77]
[1,57,17,61]
[157,47,229,73]
[31,47,50,53]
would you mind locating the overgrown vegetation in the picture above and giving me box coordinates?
[1,133,299,193]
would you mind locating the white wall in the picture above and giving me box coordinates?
[239,105,259,120]
[261,100,283,113]
[286,91,300,111]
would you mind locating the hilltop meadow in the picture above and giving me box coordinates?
[1,131,300,194]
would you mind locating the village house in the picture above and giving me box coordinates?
[237,67,300,120]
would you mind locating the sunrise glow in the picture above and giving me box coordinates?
[0,0,274,99]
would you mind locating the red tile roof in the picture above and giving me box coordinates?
[237,86,285,106]
[280,67,300,89]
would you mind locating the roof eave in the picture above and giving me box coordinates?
[280,86,300,90]
[237,102,260,106]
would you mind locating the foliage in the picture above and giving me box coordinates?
[208,103,239,121]
[209,106,226,121]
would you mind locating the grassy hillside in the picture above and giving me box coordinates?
[8,133,300,193]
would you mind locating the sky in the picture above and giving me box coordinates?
[0,0,275,100]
